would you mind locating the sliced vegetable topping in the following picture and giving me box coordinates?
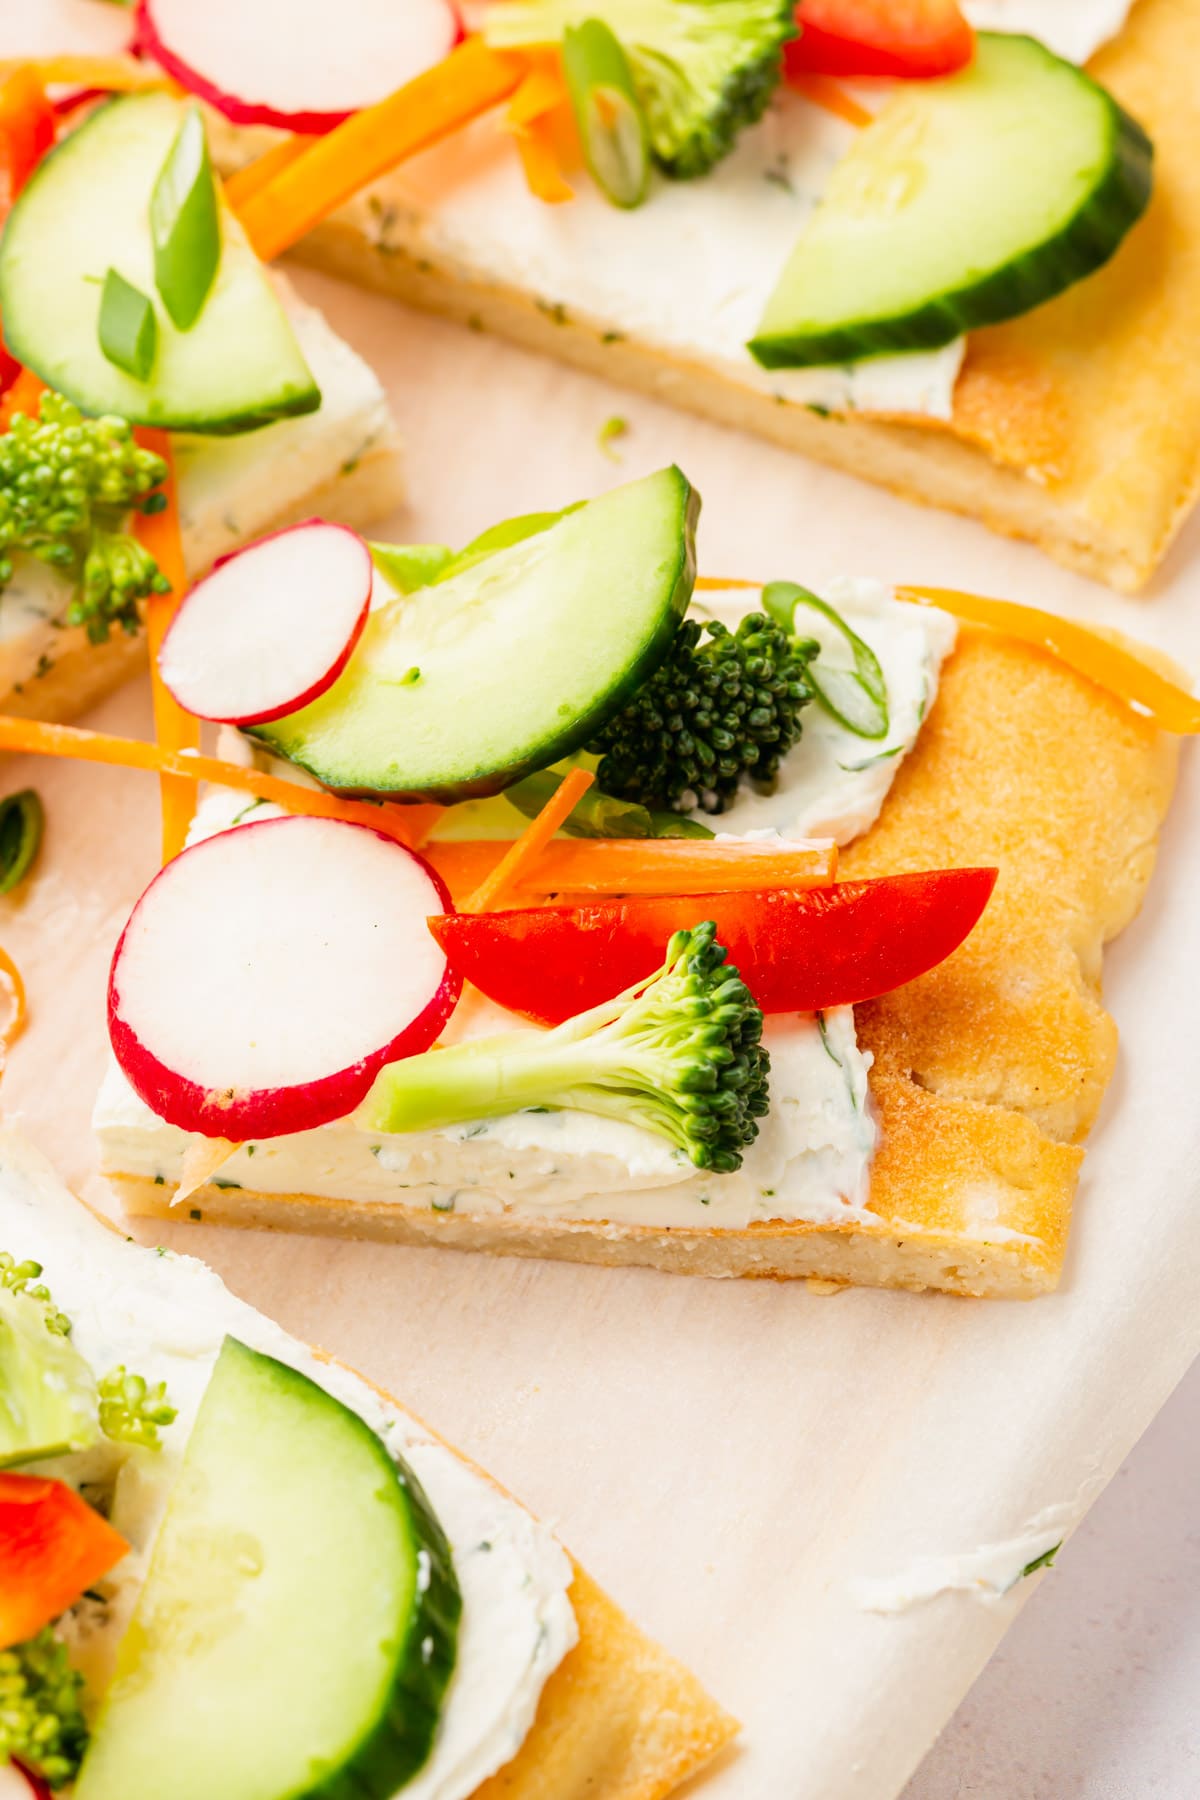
[428,866,997,1023]
[896,585,1200,734]
[0,1475,128,1652]
[481,0,796,178]
[148,104,220,331]
[75,1337,461,1800]
[252,467,698,802]
[362,918,770,1171]
[0,791,42,896]
[0,717,444,850]
[751,34,1153,367]
[132,429,202,863]
[466,765,594,910]
[158,520,374,726]
[563,19,649,208]
[0,1278,97,1469]
[426,834,836,901]
[589,609,818,812]
[136,0,460,133]
[787,0,973,79]
[763,579,887,738]
[108,815,460,1139]
[0,93,320,431]
[505,766,714,838]
[97,268,157,382]
[0,69,54,218]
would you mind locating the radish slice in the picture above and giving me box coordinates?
[158,520,373,727]
[108,816,460,1140]
[135,0,460,133]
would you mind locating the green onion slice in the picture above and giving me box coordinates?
[150,105,221,331]
[369,543,455,594]
[763,580,889,739]
[98,268,157,381]
[0,789,44,895]
[563,20,650,210]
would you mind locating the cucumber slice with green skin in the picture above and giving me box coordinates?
[254,467,699,802]
[0,94,320,433]
[76,1335,460,1800]
[749,34,1153,369]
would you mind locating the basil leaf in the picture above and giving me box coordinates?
[763,580,889,739]
[98,268,157,381]
[0,789,43,895]
[151,105,220,331]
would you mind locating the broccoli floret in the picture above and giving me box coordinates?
[482,0,796,177]
[0,1253,71,1337]
[588,611,818,814]
[361,920,770,1172]
[0,1629,88,1789]
[97,1365,177,1451]
[0,391,170,644]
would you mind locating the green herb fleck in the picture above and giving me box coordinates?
[1022,1542,1062,1579]
[0,788,43,895]
[597,414,628,461]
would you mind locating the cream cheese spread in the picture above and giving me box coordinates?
[0,285,393,703]
[961,0,1135,63]
[0,1127,577,1800]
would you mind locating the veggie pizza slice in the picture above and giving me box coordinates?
[0,1125,734,1798]
[24,467,1178,1299]
[28,0,1192,588]
[0,74,402,728]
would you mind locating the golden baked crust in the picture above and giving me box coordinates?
[113,627,1179,1297]
[252,0,1200,589]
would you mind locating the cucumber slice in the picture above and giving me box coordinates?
[749,34,1152,368]
[75,1336,460,1800]
[254,466,699,802]
[0,94,320,433]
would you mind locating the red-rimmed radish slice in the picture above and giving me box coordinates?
[135,0,460,133]
[108,815,460,1140]
[158,520,373,727]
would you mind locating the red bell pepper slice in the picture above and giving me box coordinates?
[0,1474,129,1651]
[428,866,998,1025]
[0,69,55,220]
[788,0,974,79]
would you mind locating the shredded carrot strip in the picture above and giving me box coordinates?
[0,944,27,1047]
[510,116,574,203]
[433,833,837,905]
[785,71,873,129]
[507,62,570,128]
[132,433,198,863]
[0,716,442,848]
[465,768,595,911]
[223,135,316,210]
[896,585,1200,736]
[0,367,45,430]
[694,575,762,592]
[0,55,170,94]
[237,40,526,262]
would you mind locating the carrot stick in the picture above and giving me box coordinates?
[0,55,171,94]
[0,716,442,848]
[896,585,1200,735]
[784,72,873,128]
[223,135,316,210]
[509,112,574,204]
[237,39,526,262]
[0,944,27,1047]
[133,433,198,863]
[465,767,595,911]
[432,833,837,905]
[694,575,762,591]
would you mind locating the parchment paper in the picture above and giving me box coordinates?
[2,268,1196,1799]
